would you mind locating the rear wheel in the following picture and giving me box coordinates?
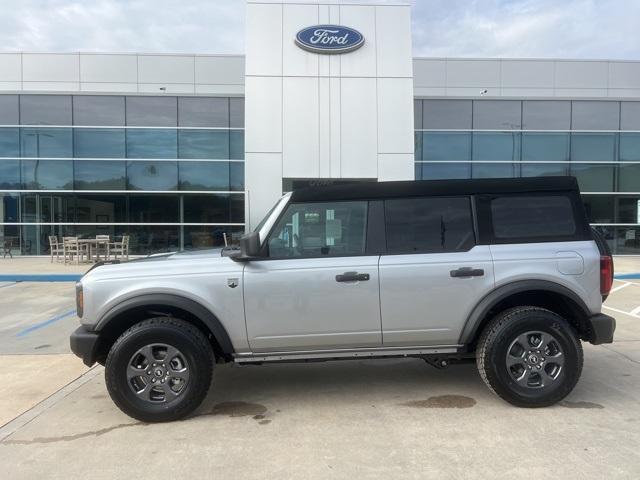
[105,317,214,422]
[476,306,583,407]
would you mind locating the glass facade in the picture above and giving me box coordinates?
[415,99,640,254]
[0,94,245,255]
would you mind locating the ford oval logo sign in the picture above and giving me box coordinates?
[295,25,365,54]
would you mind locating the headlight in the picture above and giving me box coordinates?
[75,282,84,318]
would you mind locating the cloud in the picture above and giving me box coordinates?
[411,0,640,59]
[0,0,245,53]
[0,0,638,60]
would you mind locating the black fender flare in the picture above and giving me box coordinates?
[458,280,591,345]
[96,293,235,355]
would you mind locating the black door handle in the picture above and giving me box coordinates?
[450,267,485,278]
[336,271,370,282]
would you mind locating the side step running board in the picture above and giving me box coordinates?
[234,345,462,363]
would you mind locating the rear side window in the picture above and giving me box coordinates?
[490,195,576,240]
[385,197,475,254]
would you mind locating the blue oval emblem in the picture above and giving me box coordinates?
[295,25,365,54]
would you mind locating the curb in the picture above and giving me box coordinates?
[0,274,83,282]
[614,273,640,280]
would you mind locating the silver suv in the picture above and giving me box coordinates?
[70,177,616,422]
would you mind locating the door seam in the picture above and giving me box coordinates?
[377,254,383,344]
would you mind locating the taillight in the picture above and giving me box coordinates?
[600,255,613,298]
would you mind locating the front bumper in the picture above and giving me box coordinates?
[586,313,616,345]
[70,326,100,366]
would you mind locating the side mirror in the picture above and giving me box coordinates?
[239,231,261,259]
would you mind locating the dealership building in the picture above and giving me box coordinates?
[0,0,639,255]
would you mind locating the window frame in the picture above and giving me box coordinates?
[476,192,592,245]
[382,195,477,255]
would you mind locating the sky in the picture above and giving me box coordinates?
[0,0,638,60]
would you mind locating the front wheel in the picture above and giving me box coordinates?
[105,317,214,422]
[476,307,583,407]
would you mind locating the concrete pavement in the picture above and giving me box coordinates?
[0,261,638,479]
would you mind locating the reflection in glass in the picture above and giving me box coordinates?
[570,164,614,192]
[178,130,229,159]
[126,129,177,159]
[571,133,616,162]
[618,165,640,193]
[129,195,180,223]
[178,97,228,127]
[21,128,73,158]
[230,194,244,223]
[472,132,521,161]
[617,197,640,224]
[593,226,640,255]
[74,160,126,190]
[414,132,422,161]
[230,162,244,191]
[20,195,37,222]
[472,100,521,130]
[0,128,19,157]
[422,100,472,129]
[230,130,244,160]
[472,163,515,178]
[1,194,19,222]
[127,225,180,255]
[229,98,245,129]
[126,97,177,127]
[422,132,471,161]
[0,160,20,189]
[419,163,471,180]
[127,161,178,191]
[522,133,569,161]
[0,224,19,256]
[582,195,615,223]
[38,194,74,223]
[621,102,640,130]
[571,101,619,130]
[184,225,244,249]
[73,96,125,126]
[21,225,38,255]
[20,95,72,125]
[179,161,229,191]
[522,101,571,130]
[21,160,73,189]
[521,163,568,178]
[74,129,125,158]
[0,95,19,124]
[183,194,230,223]
[76,195,127,223]
[620,133,640,161]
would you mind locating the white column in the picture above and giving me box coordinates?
[245,0,414,229]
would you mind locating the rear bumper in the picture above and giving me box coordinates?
[586,313,616,345]
[70,326,100,366]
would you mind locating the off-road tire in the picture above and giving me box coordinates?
[476,306,583,407]
[105,317,214,422]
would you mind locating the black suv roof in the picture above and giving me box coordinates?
[290,176,580,202]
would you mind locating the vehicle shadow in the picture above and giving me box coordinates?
[196,357,489,415]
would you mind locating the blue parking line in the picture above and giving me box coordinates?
[16,309,77,337]
[0,274,82,282]
[614,273,640,280]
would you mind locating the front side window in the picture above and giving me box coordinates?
[268,201,368,258]
[385,197,475,254]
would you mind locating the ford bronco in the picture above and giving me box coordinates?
[70,177,615,422]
